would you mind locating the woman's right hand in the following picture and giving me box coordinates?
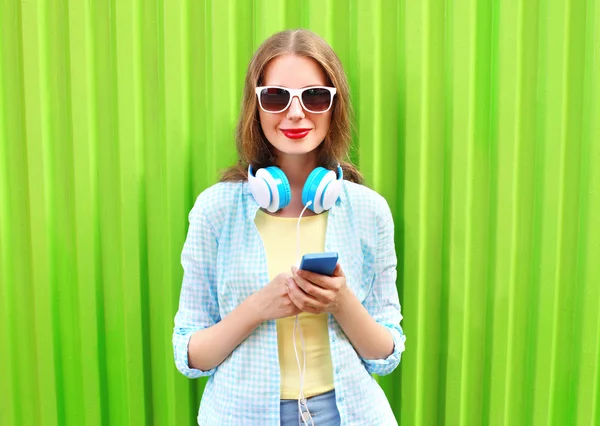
[250,273,301,322]
[187,273,300,372]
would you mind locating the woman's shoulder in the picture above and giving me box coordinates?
[188,181,245,227]
[342,180,391,218]
[196,181,244,205]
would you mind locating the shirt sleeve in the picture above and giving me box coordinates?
[360,198,406,376]
[173,197,221,378]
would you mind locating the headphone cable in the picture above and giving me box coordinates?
[294,200,315,426]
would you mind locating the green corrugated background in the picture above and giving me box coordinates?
[0,0,599,425]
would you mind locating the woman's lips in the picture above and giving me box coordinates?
[280,128,311,140]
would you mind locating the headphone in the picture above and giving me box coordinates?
[247,164,344,214]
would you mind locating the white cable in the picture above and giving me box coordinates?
[296,200,312,266]
[293,200,314,426]
[293,315,314,426]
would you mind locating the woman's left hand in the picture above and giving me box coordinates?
[287,264,350,315]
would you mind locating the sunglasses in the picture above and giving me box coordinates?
[255,86,337,114]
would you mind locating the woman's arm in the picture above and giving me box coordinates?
[287,198,405,374]
[174,190,303,375]
[288,265,395,360]
[331,286,395,360]
[187,273,302,372]
[187,296,262,371]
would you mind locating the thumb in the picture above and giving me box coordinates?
[333,263,344,277]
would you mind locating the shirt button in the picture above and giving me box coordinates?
[336,367,341,373]
[339,396,345,402]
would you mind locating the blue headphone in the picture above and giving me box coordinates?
[248,164,344,214]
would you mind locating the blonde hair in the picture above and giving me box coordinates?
[220,28,363,184]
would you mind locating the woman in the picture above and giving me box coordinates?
[173,28,406,426]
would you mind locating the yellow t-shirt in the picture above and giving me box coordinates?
[254,209,335,400]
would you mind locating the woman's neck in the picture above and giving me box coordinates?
[274,150,320,185]
[271,152,319,217]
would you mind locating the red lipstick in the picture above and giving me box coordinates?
[281,128,311,140]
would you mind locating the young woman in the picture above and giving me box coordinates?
[173,28,406,426]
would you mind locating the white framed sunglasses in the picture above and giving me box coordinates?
[255,86,337,114]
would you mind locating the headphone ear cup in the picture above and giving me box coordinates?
[321,178,342,211]
[248,166,272,208]
[302,167,327,211]
[302,167,337,214]
[321,165,343,210]
[255,166,291,212]
[265,166,291,209]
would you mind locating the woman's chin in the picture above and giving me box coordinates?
[271,139,323,157]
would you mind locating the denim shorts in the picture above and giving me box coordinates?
[280,390,340,426]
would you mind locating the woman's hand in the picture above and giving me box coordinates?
[287,264,350,315]
[250,273,302,322]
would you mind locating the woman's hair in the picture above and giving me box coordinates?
[220,28,363,184]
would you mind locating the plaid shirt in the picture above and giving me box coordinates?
[173,179,406,425]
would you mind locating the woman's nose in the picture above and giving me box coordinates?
[286,96,305,120]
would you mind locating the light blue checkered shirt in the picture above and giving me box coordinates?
[173,179,406,425]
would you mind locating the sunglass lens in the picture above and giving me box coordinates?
[302,88,331,112]
[260,88,290,112]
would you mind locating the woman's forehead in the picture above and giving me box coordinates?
[262,54,327,87]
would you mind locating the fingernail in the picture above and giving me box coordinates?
[291,266,298,274]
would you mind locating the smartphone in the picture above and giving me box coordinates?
[299,252,339,277]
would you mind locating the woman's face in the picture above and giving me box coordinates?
[258,54,332,159]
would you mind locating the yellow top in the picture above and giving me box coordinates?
[254,208,334,400]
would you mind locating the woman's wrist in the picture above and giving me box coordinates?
[244,292,267,326]
[331,285,354,317]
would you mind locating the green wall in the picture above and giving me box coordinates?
[1,1,599,425]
